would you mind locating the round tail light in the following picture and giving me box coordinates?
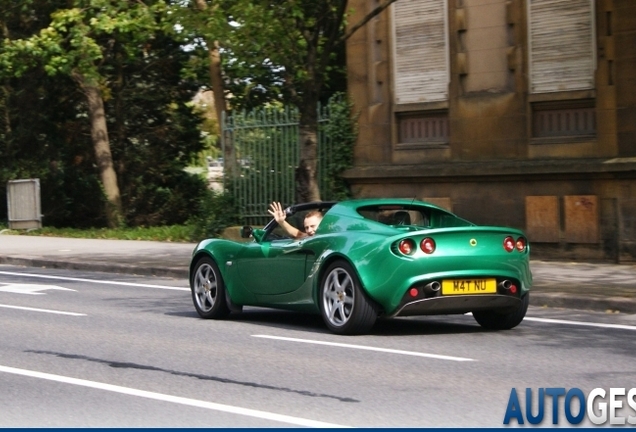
[515,237,527,252]
[398,239,415,255]
[503,236,515,252]
[420,237,436,254]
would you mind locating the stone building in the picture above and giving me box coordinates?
[344,0,636,262]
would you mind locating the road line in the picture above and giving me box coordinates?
[525,316,636,331]
[0,365,348,428]
[0,304,85,316]
[0,271,188,291]
[252,335,475,362]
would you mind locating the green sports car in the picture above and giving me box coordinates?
[189,198,532,335]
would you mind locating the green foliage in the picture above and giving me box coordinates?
[106,30,210,227]
[7,224,196,242]
[221,0,349,108]
[0,0,361,229]
[0,1,210,229]
[159,0,348,112]
[188,189,241,241]
[0,1,160,84]
[322,93,357,200]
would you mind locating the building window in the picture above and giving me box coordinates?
[531,100,596,139]
[528,0,595,94]
[398,112,449,145]
[391,0,449,104]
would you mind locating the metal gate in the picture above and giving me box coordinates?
[222,104,337,225]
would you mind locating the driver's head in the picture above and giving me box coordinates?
[303,211,323,236]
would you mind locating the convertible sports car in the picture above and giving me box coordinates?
[189,198,532,335]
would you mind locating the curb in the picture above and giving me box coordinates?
[0,256,188,279]
[530,292,636,314]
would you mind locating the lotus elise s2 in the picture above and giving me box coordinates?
[189,199,532,335]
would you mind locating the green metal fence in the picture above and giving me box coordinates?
[222,104,335,226]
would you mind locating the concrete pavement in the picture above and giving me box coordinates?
[1,233,635,314]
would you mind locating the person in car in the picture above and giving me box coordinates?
[268,201,323,239]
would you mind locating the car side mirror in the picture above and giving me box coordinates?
[240,225,253,238]
[252,228,265,243]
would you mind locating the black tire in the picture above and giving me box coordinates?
[473,293,529,330]
[190,256,231,319]
[319,260,377,335]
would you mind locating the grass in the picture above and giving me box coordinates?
[0,224,197,242]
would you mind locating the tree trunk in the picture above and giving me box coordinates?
[208,40,235,179]
[77,76,123,227]
[296,96,321,203]
[193,0,235,179]
[1,22,11,138]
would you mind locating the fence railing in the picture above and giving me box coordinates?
[222,104,336,226]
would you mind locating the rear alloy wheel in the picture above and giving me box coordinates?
[320,261,376,335]
[472,293,529,330]
[190,256,230,319]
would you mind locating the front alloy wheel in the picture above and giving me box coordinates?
[191,256,230,319]
[320,261,376,335]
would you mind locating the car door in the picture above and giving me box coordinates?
[233,237,310,295]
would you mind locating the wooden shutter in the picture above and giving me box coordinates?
[392,0,449,104]
[528,0,595,93]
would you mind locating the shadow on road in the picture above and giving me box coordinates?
[181,307,489,336]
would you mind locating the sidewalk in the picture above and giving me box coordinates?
[1,234,636,314]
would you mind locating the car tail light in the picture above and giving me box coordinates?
[515,237,527,252]
[420,237,436,254]
[503,236,515,252]
[398,239,415,255]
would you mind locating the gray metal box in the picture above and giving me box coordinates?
[7,179,42,229]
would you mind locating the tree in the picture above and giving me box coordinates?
[222,0,399,202]
[164,0,396,201]
[0,0,105,224]
[1,0,209,228]
[0,1,162,227]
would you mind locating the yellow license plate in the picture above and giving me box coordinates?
[441,279,497,295]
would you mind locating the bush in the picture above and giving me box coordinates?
[188,189,241,241]
[123,170,209,227]
[322,93,358,201]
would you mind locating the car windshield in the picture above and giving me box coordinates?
[357,205,472,229]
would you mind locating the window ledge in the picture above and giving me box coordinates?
[395,142,449,150]
[528,89,596,103]
[530,135,596,146]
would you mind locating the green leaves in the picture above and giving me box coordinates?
[0,0,209,229]
[0,0,162,81]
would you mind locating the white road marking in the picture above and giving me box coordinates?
[0,304,85,316]
[0,283,76,295]
[525,316,636,331]
[253,334,475,362]
[0,271,188,291]
[0,365,347,428]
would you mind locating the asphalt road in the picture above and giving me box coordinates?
[1,264,635,427]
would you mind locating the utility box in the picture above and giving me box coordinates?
[7,179,42,229]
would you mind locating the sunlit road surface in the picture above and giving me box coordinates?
[1,266,634,427]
